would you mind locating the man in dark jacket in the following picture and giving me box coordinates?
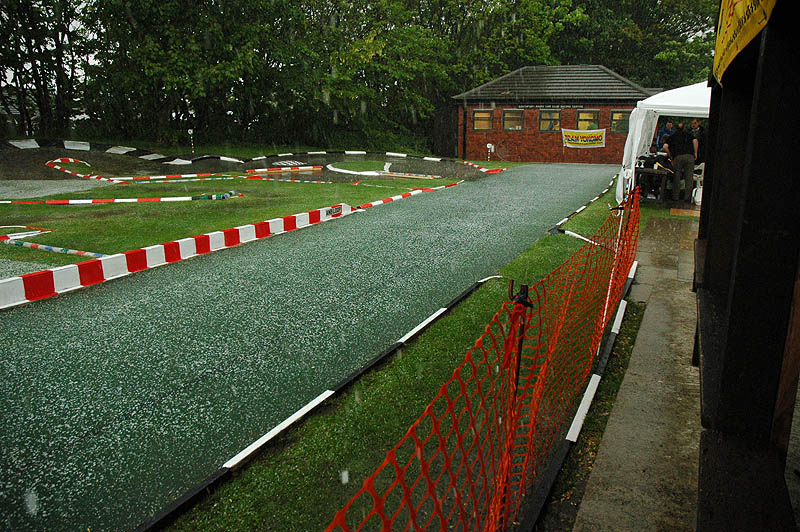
[691,118,706,163]
[662,123,698,202]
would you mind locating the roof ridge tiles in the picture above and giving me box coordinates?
[452,64,655,102]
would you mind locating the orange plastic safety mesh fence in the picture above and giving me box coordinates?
[325,191,640,532]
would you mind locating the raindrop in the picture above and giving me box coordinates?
[24,489,38,516]
[322,89,330,105]
[340,469,349,484]
[355,389,362,403]
[333,109,339,125]
[360,100,367,115]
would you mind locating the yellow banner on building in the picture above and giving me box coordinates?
[562,129,606,149]
[714,0,776,84]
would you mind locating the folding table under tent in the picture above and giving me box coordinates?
[616,81,712,203]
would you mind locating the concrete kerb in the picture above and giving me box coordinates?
[512,259,638,532]
[131,273,503,532]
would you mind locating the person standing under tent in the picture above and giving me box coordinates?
[691,118,706,163]
[656,120,675,150]
[662,122,698,203]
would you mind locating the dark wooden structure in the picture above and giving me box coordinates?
[696,1,800,529]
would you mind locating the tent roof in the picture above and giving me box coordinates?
[637,81,711,117]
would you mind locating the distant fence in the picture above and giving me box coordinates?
[325,191,640,532]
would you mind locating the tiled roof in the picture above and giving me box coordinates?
[453,65,657,102]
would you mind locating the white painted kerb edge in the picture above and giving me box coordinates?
[398,308,448,344]
[566,374,601,442]
[611,299,628,335]
[223,390,334,469]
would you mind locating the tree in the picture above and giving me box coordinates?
[0,0,85,137]
[83,0,262,143]
[550,0,717,89]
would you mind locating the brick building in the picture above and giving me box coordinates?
[435,65,657,163]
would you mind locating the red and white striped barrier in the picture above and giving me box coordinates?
[0,225,51,240]
[45,159,128,184]
[131,176,236,184]
[0,203,354,310]
[357,181,462,209]
[45,158,224,182]
[101,173,217,181]
[378,171,440,179]
[1,238,106,258]
[245,166,323,173]
[241,175,332,184]
[1,192,241,205]
[358,190,423,208]
[460,161,506,174]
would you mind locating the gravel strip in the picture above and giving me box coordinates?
[0,258,49,278]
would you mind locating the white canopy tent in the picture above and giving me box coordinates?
[616,81,712,203]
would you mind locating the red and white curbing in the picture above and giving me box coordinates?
[241,175,332,185]
[46,159,128,184]
[101,172,217,181]
[132,176,236,184]
[46,158,222,182]
[246,166,323,174]
[378,171,440,180]
[2,238,106,258]
[0,203,355,310]
[357,181,462,209]
[1,192,242,205]
[460,161,507,174]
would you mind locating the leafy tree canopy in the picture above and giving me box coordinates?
[0,0,717,147]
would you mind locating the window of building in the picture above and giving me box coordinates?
[473,110,493,131]
[503,109,524,131]
[539,110,560,132]
[610,110,631,133]
[577,110,600,130]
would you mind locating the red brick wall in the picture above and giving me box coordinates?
[457,104,635,164]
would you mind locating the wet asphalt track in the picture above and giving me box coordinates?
[0,163,616,532]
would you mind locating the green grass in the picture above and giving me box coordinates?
[163,182,625,532]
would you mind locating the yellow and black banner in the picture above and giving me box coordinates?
[714,0,776,83]
[562,129,606,149]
